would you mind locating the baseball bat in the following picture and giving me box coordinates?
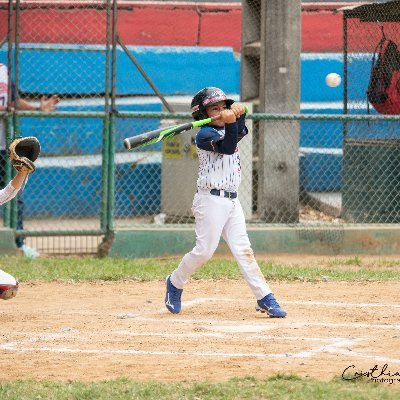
[123,105,249,150]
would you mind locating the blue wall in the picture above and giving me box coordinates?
[0,45,241,96]
[1,45,371,101]
[22,154,161,218]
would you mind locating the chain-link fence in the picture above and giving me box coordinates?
[0,0,399,255]
[0,0,112,254]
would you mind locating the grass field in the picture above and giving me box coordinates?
[1,254,400,400]
[3,254,400,282]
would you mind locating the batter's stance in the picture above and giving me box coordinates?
[165,87,286,317]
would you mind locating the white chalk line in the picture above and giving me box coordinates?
[0,332,73,350]
[178,297,400,310]
[2,296,400,364]
[115,296,400,322]
[24,297,398,321]
[3,334,400,364]
[1,329,400,365]
[111,331,346,342]
[0,331,361,360]
[118,314,400,331]
[283,300,400,309]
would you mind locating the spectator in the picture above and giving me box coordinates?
[0,63,60,257]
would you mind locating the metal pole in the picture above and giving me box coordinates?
[107,0,118,232]
[4,0,14,228]
[117,35,174,113]
[100,0,111,232]
[343,13,348,138]
[9,0,21,230]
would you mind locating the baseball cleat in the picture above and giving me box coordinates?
[165,275,183,314]
[256,293,286,318]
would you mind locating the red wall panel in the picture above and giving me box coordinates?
[302,12,343,52]
[199,9,242,50]
[118,8,200,46]
[0,2,389,53]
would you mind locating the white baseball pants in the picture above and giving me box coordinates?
[170,192,272,300]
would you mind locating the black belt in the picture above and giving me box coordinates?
[210,189,237,199]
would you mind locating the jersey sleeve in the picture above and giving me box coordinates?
[237,114,248,142]
[195,126,224,153]
[196,123,239,155]
[0,181,19,205]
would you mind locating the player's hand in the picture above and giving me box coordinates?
[230,103,246,118]
[39,94,60,112]
[219,109,237,124]
[0,106,14,112]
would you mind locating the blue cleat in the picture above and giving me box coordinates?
[165,275,183,314]
[256,293,287,318]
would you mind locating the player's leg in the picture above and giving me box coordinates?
[166,194,234,313]
[171,194,232,286]
[0,269,19,300]
[0,150,6,189]
[16,195,24,248]
[16,195,39,258]
[221,199,286,317]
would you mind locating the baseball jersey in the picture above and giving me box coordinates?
[0,181,18,205]
[195,116,248,192]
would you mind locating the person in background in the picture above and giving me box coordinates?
[0,63,60,257]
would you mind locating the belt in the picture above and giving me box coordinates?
[210,189,237,199]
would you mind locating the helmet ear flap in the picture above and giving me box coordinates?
[191,89,208,120]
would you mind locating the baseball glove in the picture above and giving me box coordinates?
[8,136,41,174]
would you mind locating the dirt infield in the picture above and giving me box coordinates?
[1,279,400,382]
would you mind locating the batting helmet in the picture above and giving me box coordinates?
[191,87,235,120]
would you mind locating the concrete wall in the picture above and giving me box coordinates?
[0,2,392,52]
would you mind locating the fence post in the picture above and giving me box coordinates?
[257,0,301,222]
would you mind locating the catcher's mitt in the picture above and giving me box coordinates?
[8,136,41,174]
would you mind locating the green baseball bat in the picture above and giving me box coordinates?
[123,105,249,150]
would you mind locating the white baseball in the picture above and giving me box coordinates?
[325,73,341,88]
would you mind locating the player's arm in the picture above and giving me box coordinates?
[196,106,247,154]
[230,103,248,142]
[218,106,248,149]
[17,94,60,112]
[237,115,249,142]
[196,124,238,155]
[0,171,28,205]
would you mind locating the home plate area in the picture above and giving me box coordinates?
[1,280,400,382]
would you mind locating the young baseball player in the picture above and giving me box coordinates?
[0,169,33,300]
[165,87,286,318]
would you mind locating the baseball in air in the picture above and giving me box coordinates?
[325,73,341,88]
